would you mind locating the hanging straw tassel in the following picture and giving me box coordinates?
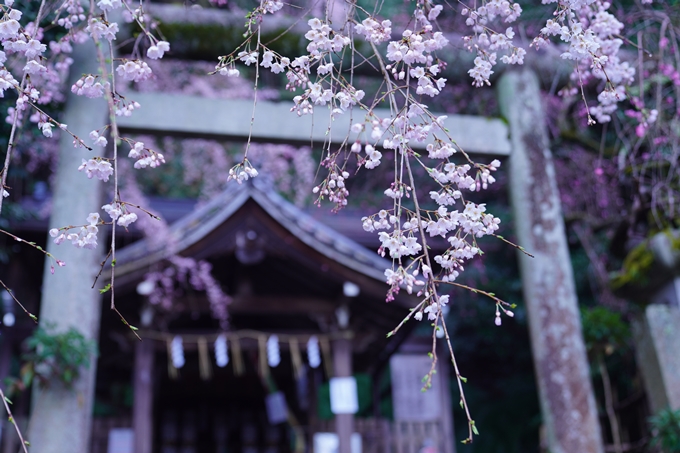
[289,337,303,379]
[198,337,213,380]
[258,335,269,377]
[166,337,178,380]
[231,336,245,376]
[319,336,333,378]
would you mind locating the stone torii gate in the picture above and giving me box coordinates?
[32,43,603,453]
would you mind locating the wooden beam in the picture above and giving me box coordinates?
[117,93,511,156]
[229,295,336,314]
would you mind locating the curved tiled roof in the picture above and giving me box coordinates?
[114,179,391,283]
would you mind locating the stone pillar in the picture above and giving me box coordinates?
[133,339,155,453]
[26,41,107,453]
[633,304,680,414]
[498,69,604,453]
[333,335,353,453]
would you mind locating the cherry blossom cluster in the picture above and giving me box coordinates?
[312,165,350,208]
[0,0,77,148]
[78,158,113,182]
[216,18,366,120]
[114,97,141,117]
[89,129,108,147]
[116,59,153,83]
[10,0,172,260]
[102,202,138,228]
[85,17,118,42]
[227,159,259,184]
[354,17,392,44]
[143,256,232,328]
[48,202,138,251]
[71,75,110,98]
[533,1,634,123]
[127,140,166,169]
[147,40,170,60]
[54,0,86,29]
[415,294,448,321]
[461,1,525,87]
[49,213,102,249]
[217,0,512,333]
[494,303,514,326]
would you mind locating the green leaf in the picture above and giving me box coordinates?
[99,283,111,294]
[4,397,12,405]
[472,424,479,435]
[459,399,464,409]
[459,376,467,383]
[129,325,139,331]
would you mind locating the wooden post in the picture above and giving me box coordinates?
[498,69,604,453]
[133,339,155,453]
[436,344,455,453]
[333,335,353,453]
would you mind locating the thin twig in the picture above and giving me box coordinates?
[91,247,113,289]
[0,279,37,323]
[0,388,29,453]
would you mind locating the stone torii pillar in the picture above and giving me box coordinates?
[25,41,106,453]
[498,69,604,453]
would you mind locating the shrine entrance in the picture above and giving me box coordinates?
[102,181,425,453]
[154,371,291,453]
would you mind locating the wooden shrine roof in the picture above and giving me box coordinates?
[113,179,400,300]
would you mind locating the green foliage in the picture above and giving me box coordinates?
[5,325,96,394]
[158,22,306,61]
[649,408,680,453]
[580,307,630,356]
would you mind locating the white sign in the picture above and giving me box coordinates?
[107,428,134,453]
[265,391,289,424]
[313,433,362,453]
[329,377,358,414]
[390,354,442,421]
